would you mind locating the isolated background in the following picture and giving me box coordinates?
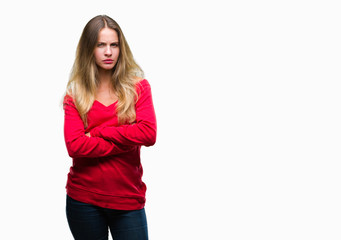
[0,0,340,239]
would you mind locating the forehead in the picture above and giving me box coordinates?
[98,28,119,42]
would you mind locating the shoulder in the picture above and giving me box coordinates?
[135,78,151,93]
[133,76,148,85]
[133,75,149,86]
[63,94,76,109]
[63,94,74,102]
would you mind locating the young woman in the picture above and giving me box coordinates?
[63,15,156,240]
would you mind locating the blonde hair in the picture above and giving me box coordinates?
[65,15,144,126]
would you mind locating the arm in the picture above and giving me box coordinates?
[90,79,157,146]
[63,96,134,158]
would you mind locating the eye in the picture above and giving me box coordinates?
[111,43,119,47]
[97,43,105,47]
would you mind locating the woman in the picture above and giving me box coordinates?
[63,15,156,240]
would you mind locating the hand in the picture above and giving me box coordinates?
[85,132,91,137]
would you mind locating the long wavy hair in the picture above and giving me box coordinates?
[65,15,144,126]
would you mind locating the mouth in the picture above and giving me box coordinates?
[103,59,114,64]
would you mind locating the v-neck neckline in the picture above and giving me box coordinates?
[94,99,118,108]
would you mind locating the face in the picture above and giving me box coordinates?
[94,28,120,71]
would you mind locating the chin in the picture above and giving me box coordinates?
[99,65,115,71]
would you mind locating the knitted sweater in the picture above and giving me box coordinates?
[63,79,156,210]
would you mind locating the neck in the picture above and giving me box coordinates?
[97,68,112,88]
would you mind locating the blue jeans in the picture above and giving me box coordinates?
[66,195,148,240]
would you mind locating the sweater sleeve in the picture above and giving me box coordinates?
[90,79,157,146]
[63,96,134,158]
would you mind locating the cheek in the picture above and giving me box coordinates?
[94,50,102,62]
[114,48,120,57]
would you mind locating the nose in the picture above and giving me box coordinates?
[104,46,112,56]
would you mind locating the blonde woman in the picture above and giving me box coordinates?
[63,15,156,240]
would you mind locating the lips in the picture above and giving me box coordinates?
[103,59,114,64]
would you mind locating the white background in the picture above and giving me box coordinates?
[0,0,340,239]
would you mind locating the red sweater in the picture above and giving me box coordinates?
[63,79,156,210]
